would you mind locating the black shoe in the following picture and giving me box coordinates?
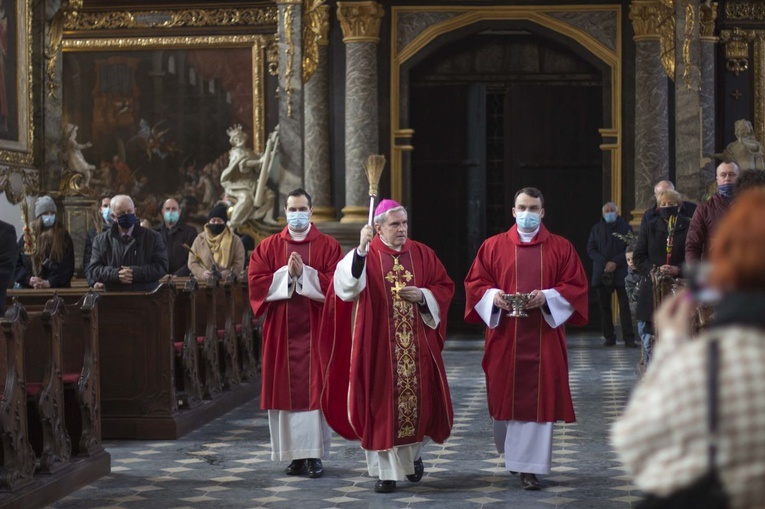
[374,480,396,493]
[509,471,518,475]
[624,340,638,348]
[307,458,324,478]
[603,340,616,346]
[406,457,424,482]
[520,472,541,491]
[285,459,307,475]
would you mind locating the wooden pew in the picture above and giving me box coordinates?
[9,282,259,440]
[173,278,204,408]
[0,297,110,509]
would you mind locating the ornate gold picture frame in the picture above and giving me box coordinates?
[0,0,33,165]
[60,34,269,220]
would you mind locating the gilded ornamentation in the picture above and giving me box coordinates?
[700,2,718,40]
[753,35,765,151]
[267,38,279,76]
[720,28,755,76]
[283,5,296,118]
[303,1,329,83]
[64,7,277,30]
[681,0,698,91]
[385,256,417,439]
[0,166,39,204]
[726,2,765,21]
[630,1,676,80]
[337,1,384,43]
[46,1,83,96]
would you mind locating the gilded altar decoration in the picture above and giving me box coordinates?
[629,0,676,80]
[337,1,385,43]
[720,28,755,76]
[267,39,279,77]
[385,255,418,439]
[0,166,39,204]
[700,2,718,40]
[46,1,83,96]
[726,1,765,21]
[284,5,296,118]
[303,1,329,83]
[64,7,277,31]
[680,0,698,91]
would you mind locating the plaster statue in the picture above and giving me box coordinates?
[65,123,97,187]
[723,119,765,171]
[219,124,279,229]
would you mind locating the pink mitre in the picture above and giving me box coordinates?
[374,199,401,216]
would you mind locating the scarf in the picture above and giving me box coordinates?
[204,224,233,269]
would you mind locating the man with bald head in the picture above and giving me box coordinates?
[156,198,198,276]
[686,162,740,262]
[640,180,697,228]
[87,194,168,291]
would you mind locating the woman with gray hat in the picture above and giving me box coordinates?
[14,195,75,288]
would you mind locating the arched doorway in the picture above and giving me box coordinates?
[408,28,605,331]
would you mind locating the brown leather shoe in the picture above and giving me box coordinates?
[285,459,307,475]
[520,472,541,490]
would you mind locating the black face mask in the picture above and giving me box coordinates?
[208,223,225,236]
[117,213,137,229]
[659,206,678,220]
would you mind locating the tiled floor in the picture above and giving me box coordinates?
[53,333,644,508]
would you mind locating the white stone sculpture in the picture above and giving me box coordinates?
[65,123,97,187]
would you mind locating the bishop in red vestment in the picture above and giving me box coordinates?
[248,190,343,478]
[320,200,454,493]
[464,188,588,491]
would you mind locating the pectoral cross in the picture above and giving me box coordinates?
[385,255,413,300]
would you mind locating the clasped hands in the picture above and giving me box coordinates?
[493,289,546,311]
[28,276,50,289]
[287,252,304,278]
[118,266,133,284]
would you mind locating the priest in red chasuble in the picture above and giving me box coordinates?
[320,200,454,494]
[248,189,343,479]
[464,187,588,491]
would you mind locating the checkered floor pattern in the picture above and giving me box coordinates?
[53,333,644,509]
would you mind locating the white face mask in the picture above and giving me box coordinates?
[286,211,310,230]
[515,210,541,231]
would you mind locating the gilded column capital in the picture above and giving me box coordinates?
[630,0,663,41]
[275,0,303,4]
[337,1,384,44]
[700,2,718,42]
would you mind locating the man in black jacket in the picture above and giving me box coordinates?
[0,219,17,314]
[155,198,197,276]
[87,194,168,292]
[587,202,636,347]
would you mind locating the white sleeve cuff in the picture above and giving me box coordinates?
[334,249,366,301]
[265,266,295,302]
[418,288,441,329]
[296,265,325,302]
[475,288,502,329]
[540,288,574,328]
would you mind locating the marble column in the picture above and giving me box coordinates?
[700,2,718,185]
[630,1,670,216]
[277,0,305,202]
[674,0,704,201]
[304,4,335,222]
[337,1,384,223]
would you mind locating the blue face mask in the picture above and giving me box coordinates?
[164,211,180,224]
[101,207,112,224]
[718,183,735,198]
[286,211,311,230]
[117,213,137,229]
[515,210,541,231]
[604,212,617,223]
[41,214,56,228]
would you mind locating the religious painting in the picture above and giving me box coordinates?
[0,0,33,165]
[61,35,268,224]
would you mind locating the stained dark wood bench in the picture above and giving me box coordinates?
[0,297,110,509]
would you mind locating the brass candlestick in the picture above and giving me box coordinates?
[502,292,533,318]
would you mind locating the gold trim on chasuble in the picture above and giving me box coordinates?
[385,255,418,439]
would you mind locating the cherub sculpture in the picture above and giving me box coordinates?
[65,123,96,188]
[219,124,279,229]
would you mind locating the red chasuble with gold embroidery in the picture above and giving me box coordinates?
[248,226,343,411]
[464,224,588,423]
[320,236,455,451]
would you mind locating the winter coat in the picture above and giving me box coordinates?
[15,232,75,288]
[155,222,198,276]
[587,216,632,288]
[685,193,733,262]
[633,215,690,321]
[87,224,168,292]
